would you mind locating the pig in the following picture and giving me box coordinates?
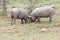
[10,8,28,25]
[29,6,55,23]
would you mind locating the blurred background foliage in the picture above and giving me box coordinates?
[0,0,60,15]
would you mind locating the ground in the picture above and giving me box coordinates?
[0,4,60,40]
[0,10,60,40]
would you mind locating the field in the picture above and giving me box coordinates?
[0,0,60,40]
[0,9,60,40]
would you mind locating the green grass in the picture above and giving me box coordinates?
[0,0,60,40]
[1,32,60,40]
[0,13,60,40]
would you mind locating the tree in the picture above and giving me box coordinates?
[28,0,40,15]
[0,0,1,5]
[0,0,2,8]
[1,0,7,16]
[28,0,33,15]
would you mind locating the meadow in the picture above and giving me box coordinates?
[0,0,60,40]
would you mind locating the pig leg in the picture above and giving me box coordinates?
[49,13,52,22]
[11,17,14,25]
[37,17,40,23]
[24,18,28,23]
[13,18,16,24]
[21,19,24,24]
[49,16,52,22]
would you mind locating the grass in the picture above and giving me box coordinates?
[0,7,60,40]
[0,0,60,40]
[0,11,60,40]
[0,32,60,40]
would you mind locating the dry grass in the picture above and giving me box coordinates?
[0,7,60,40]
[0,15,60,40]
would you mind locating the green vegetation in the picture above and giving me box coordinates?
[0,16,60,40]
[0,0,60,40]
